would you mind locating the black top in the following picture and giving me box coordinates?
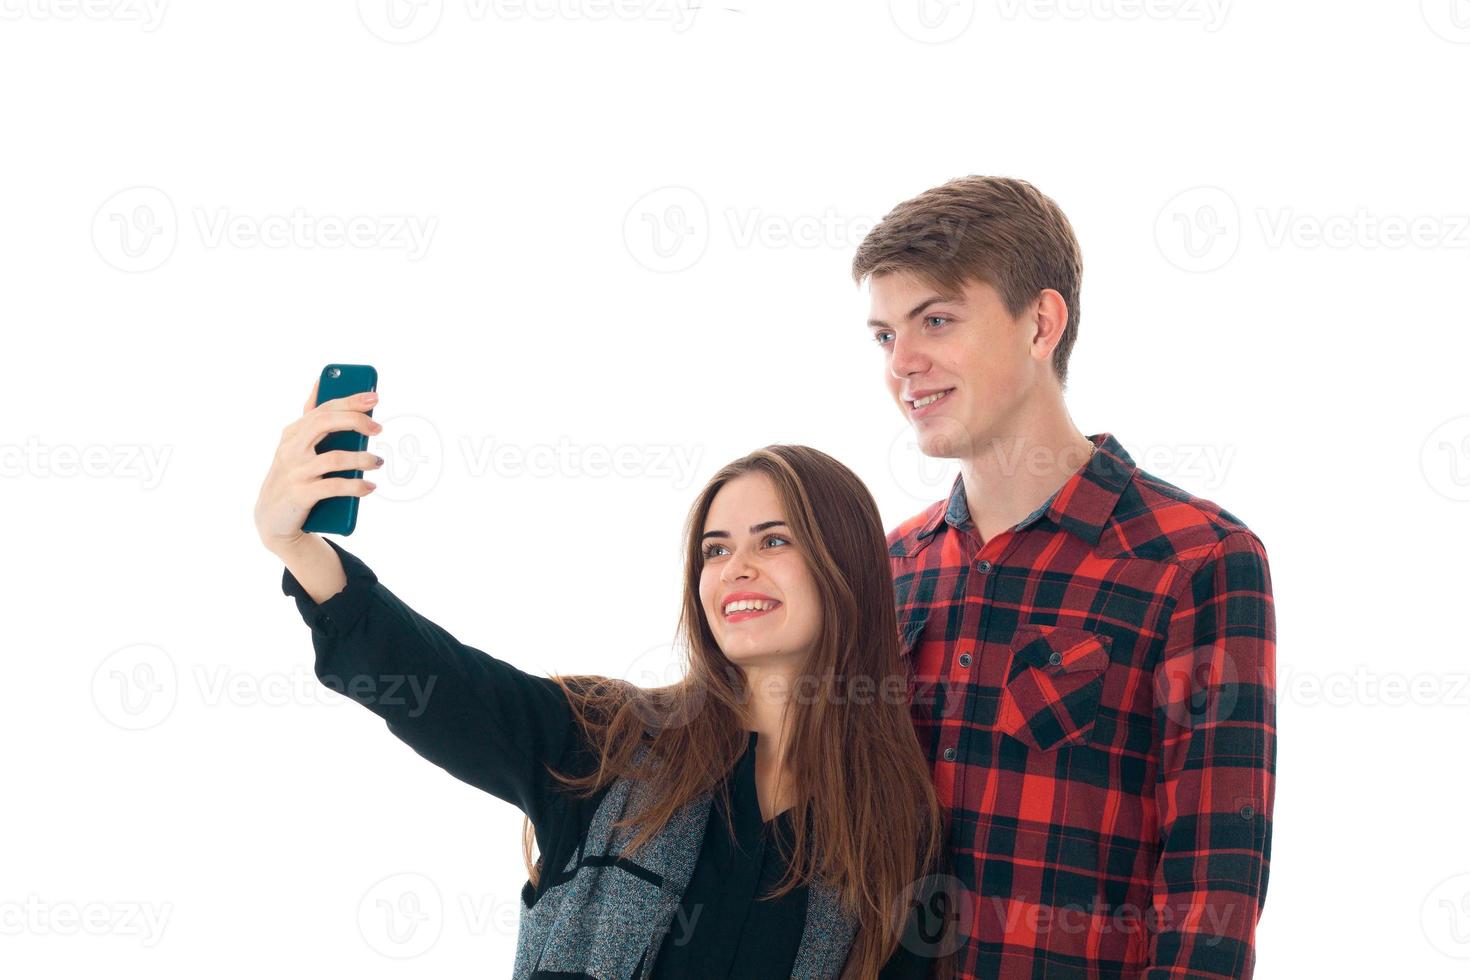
[281,537,938,979]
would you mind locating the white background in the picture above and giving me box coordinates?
[4,1,1469,976]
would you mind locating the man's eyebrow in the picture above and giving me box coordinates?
[700,520,788,541]
[866,295,961,330]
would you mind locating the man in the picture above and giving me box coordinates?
[854,176,1276,979]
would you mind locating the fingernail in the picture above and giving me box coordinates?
[364,392,378,403]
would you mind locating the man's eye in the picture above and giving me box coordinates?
[873,330,894,345]
[924,315,949,328]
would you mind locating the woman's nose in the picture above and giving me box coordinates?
[722,551,755,583]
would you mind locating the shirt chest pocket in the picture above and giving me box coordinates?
[997,626,1112,752]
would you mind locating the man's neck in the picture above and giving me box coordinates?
[957,410,1094,546]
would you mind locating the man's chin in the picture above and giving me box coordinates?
[912,416,978,459]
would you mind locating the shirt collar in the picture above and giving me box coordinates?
[913,432,1136,549]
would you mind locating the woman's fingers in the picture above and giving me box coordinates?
[304,449,383,479]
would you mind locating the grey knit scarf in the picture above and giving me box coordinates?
[512,743,859,978]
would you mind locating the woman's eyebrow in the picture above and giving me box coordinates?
[700,520,788,541]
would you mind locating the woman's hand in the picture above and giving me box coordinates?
[254,379,383,557]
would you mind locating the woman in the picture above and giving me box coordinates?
[255,383,957,978]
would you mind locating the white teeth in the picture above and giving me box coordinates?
[912,389,952,409]
[724,599,777,615]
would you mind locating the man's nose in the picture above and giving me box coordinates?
[889,333,927,380]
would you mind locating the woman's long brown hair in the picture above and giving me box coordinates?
[518,445,953,979]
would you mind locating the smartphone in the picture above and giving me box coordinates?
[302,363,379,536]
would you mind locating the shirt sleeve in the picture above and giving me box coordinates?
[1147,530,1277,979]
[279,536,583,833]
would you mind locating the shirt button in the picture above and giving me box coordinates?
[958,653,972,668]
[1240,804,1255,820]
[942,747,957,761]
[317,613,332,629]
[976,560,992,573]
[1047,651,1063,667]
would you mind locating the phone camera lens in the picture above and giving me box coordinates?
[327,367,341,379]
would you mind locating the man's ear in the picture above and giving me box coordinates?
[1029,288,1070,362]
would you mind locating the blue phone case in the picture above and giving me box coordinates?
[302,363,378,536]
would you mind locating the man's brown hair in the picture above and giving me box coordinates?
[851,175,1084,388]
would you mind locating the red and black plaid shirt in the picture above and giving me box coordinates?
[889,431,1275,980]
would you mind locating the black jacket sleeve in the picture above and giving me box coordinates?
[280,537,583,838]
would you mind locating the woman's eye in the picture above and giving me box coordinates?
[702,543,728,559]
[764,534,789,548]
